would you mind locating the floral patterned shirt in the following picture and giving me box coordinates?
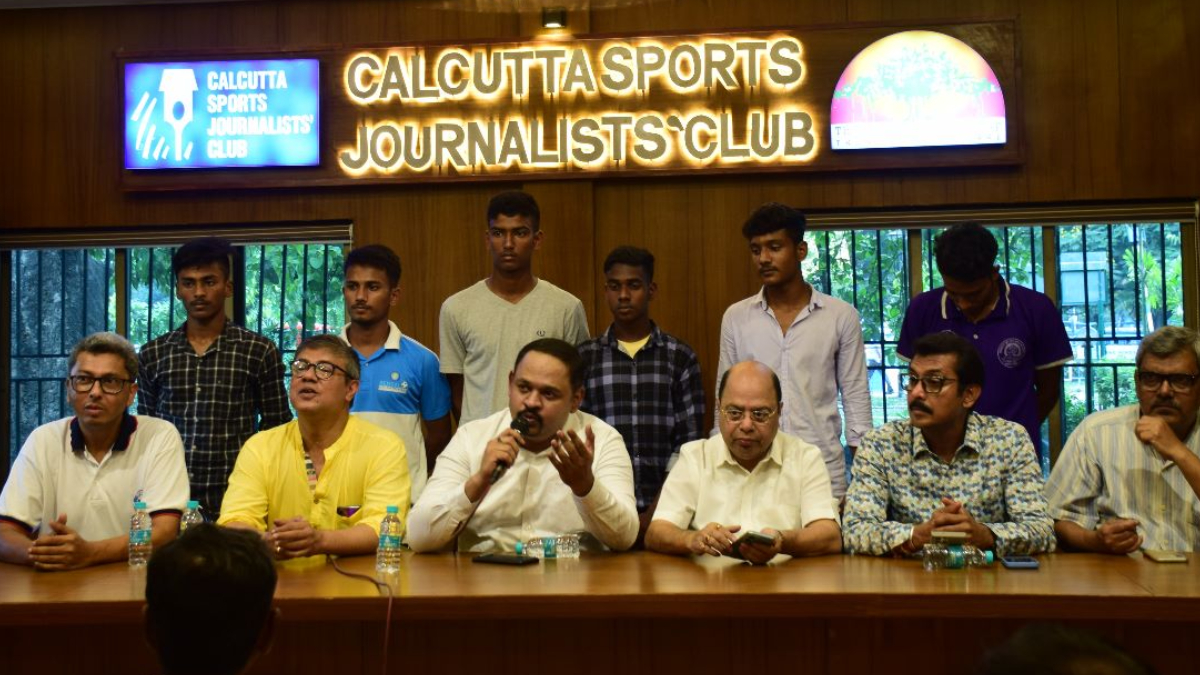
[843,412,1055,556]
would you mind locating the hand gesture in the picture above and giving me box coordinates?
[29,514,95,571]
[688,522,741,557]
[549,427,596,496]
[1095,518,1142,555]
[1136,415,1186,461]
[478,428,525,484]
[268,516,323,559]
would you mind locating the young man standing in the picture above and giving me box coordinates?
[439,190,590,424]
[579,246,706,539]
[138,237,291,516]
[716,203,872,498]
[896,223,1073,464]
[340,244,451,501]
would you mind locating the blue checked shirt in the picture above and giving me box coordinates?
[843,412,1055,556]
[138,321,292,514]
[579,323,706,512]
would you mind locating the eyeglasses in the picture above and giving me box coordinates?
[720,407,778,424]
[903,375,958,395]
[68,375,132,394]
[290,359,350,381]
[1136,370,1200,393]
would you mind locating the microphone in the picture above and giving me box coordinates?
[490,414,530,484]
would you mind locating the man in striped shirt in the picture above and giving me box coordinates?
[138,238,291,516]
[1046,326,1200,553]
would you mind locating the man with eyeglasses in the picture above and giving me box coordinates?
[1046,326,1200,554]
[138,237,291,517]
[0,332,189,570]
[717,203,871,499]
[842,332,1055,557]
[218,334,410,567]
[645,361,842,564]
[896,223,1073,467]
[439,190,590,425]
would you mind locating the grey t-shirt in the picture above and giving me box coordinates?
[439,279,590,423]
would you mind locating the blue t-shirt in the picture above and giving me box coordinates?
[341,322,451,501]
[896,279,1073,455]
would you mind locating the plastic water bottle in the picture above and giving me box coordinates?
[515,537,556,559]
[129,501,153,567]
[179,500,204,534]
[922,542,993,570]
[375,505,403,574]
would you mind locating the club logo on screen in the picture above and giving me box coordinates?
[124,59,320,170]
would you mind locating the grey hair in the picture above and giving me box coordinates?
[69,332,139,380]
[296,334,360,381]
[1136,326,1200,369]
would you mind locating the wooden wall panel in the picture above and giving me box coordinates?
[1,0,1199,420]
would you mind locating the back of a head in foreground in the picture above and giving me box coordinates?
[975,624,1157,675]
[146,524,278,675]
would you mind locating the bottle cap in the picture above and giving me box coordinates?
[134,500,147,509]
[984,551,995,564]
[515,542,524,555]
[386,505,399,514]
[186,500,199,509]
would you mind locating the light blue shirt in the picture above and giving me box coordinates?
[340,321,450,502]
[716,285,872,497]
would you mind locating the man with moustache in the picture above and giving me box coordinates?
[717,203,872,498]
[842,332,1055,557]
[0,333,189,570]
[645,361,841,565]
[1046,326,1200,553]
[139,237,291,516]
[897,223,1073,466]
[340,244,451,500]
[407,338,638,553]
[439,191,590,425]
[219,335,410,567]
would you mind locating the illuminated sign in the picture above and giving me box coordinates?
[124,59,320,169]
[830,31,1006,150]
[336,36,819,177]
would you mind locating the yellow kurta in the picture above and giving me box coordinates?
[218,416,410,566]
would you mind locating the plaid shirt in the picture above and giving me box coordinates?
[137,321,291,514]
[579,323,706,511]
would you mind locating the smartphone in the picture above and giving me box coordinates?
[1000,556,1040,569]
[734,530,777,547]
[1143,549,1188,563]
[472,553,539,565]
[930,531,969,543]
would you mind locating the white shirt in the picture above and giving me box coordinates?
[406,408,638,553]
[717,285,873,497]
[653,432,839,538]
[0,415,190,541]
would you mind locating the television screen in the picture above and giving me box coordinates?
[124,58,320,169]
[830,31,1005,151]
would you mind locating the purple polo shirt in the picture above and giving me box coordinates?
[896,279,1073,455]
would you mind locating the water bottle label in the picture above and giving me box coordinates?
[379,534,401,550]
[131,529,151,545]
[946,545,965,569]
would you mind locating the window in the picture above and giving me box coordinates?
[5,232,349,471]
[807,207,1192,464]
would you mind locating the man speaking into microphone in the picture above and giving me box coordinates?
[407,339,638,553]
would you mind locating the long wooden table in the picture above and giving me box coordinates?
[1,551,1197,674]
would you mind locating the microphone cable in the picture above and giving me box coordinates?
[329,555,395,675]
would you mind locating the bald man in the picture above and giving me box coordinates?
[645,361,841,564]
